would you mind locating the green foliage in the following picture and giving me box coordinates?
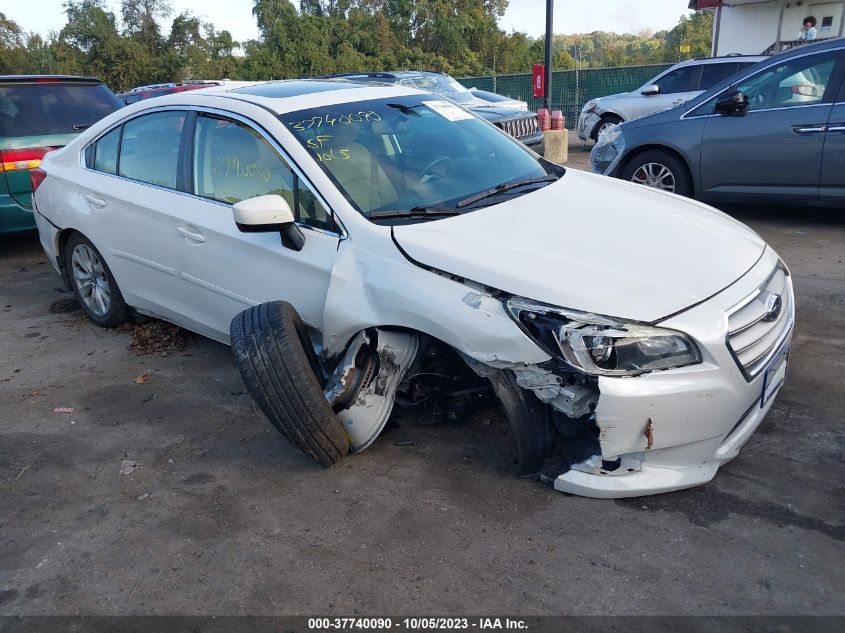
[0,2,713,92]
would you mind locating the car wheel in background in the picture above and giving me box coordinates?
[230,301,350,467]
[65,232,129,328]
[621,150,691,197]
[592,114,623,141]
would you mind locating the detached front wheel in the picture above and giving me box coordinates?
[230,301,350,467]
[621,150,691,197]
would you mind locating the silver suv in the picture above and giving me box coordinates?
[577,56,767,141]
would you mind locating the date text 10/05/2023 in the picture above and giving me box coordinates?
[307,617,529,631]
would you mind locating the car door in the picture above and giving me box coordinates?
[163,111,342,343]
[626,64,701,120]
[819,64,845,203]
[82,109,195,323]
[698,49,842,202]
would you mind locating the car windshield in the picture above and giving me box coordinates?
[396,75,475,104]
[279,95,558,221]
[0,82,121,142]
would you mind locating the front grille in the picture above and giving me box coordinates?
[496,115,540,140]
[726,264,794,379]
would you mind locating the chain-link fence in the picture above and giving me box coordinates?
[458,64,673,129]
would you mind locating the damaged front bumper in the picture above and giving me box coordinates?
[513,249,793,498]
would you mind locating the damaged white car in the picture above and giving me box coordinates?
[30,79,794,498]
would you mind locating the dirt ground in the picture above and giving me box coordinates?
[1,156,843,615]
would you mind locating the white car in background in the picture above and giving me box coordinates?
[30,79,793,498]
[577,55,767,141]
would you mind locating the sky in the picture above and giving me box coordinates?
[5,0,695,42]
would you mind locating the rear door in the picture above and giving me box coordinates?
[697,49,842,202]
[819,60,845,202]
[82,109,196,323]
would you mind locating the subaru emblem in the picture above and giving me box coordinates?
[763,293,783,322]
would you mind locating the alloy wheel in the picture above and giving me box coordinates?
[631,162,676,192]
[71,243,111,317]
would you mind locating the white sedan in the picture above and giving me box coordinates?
[31,79,793,498]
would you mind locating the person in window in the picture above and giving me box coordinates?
[798,16,818,41]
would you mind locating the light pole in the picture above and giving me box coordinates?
[544,0,554,111]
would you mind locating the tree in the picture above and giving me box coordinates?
[121,0,171,56]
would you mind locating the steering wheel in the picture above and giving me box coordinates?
[418,156,451,183]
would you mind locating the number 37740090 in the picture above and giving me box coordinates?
[287,111,382,131]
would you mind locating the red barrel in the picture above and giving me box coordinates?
[551,110,565,131]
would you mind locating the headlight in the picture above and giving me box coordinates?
[507,298,701,376]
[583,100,598,113]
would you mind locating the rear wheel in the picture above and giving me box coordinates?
[621,150,691,197]
[230,301,350,467]
[65,232,128,328]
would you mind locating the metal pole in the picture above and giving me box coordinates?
[838,0,845,37]
[544,0,554,111]
[712,2,723,56]
[775,0,786,52]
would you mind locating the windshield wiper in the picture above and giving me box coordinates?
[368,206,462,220]
[457,174,559,209]
[72,123,93,130]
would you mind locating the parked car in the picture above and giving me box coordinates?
[469,88,529,110]
[319,71,544,154]
[0,75,122,235]
[577,55,767,142]
[117,81,223,105]
[31,79,793,498]
[591,38,845,205]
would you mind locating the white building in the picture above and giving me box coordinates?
[689,0,845,55]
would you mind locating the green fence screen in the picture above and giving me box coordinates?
[458,64,672,129]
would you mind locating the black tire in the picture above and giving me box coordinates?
[64,232,129,328]
[591,114,623,141]
[230,301,350,467]
[621,149,692,197]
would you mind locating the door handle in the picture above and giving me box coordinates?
[792,125,827,136]
[85,194,106,208]
[826,123,845,133]
[177,225,206,244]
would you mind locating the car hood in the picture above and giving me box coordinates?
[392,170,766,323]
[471,105,534,123]
[594,92,630,105]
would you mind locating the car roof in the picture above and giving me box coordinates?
[672,55,768,68]
[136,78,426,115]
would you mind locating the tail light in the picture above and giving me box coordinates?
[791,84,819,97]
[30,168,47,193]
[0,147,57,173]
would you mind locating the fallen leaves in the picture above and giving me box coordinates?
[134,373,147,385]
[118,320,193,356]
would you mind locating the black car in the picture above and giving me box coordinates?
[318,71,545,155]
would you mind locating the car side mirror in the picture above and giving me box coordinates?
[715,90,749,117]
[233,194,305,251]
[641,84,660,96]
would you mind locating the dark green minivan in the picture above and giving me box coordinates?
[1,76,122,234]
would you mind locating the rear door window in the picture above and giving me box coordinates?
[118,111,186,189]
